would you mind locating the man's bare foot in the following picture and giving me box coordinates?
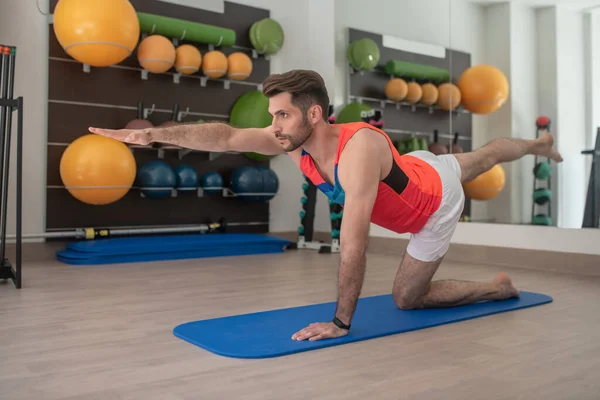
[493,272,520,299]
[536,133,563,163]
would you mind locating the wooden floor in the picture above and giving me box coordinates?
[1,249,599,399]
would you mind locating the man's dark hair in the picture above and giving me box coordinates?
[262,69,330,121]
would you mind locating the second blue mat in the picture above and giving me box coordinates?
[173,291,552,359]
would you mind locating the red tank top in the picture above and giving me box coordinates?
[299,122,443,234]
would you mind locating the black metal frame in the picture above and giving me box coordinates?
[582,127,600,228]
[0,44,23,289]
[0,97,23,289]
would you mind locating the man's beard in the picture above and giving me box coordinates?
[279,115,313,152]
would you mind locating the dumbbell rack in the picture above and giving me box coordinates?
[531,117,553,226]
[287,177,341,254]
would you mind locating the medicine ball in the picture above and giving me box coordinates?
[137,160,176,199]
[201,171,224,195]
[174,164,199,191]
[230,166,264,202]
[256,165,279,202]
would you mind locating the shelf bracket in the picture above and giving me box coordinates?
[200,76,208,87]
[173,73,181,84]
[141,69,148,80]
[82,63,91,73]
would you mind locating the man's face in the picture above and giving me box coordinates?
[268,92,314,152]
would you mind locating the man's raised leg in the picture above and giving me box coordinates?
[392,252,519,310]
[454,133,563,183]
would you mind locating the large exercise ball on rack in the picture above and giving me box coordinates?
[60,134,136,205]
[230,165,264,202]
[136,160,176,199]
[201,171,224,194]
[137,35,176,73]
[336,103,374,124]
[256,165,279,201]
[229,90,274,161]
[53,0,140,67]
[174,164,199,191]
[457,64,509,114]
[462,164,505,200]
[384,78,408,102]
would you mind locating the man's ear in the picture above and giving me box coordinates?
[309,104,322,124]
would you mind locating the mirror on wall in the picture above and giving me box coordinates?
[334,0,457,208]
[446,0,600,229]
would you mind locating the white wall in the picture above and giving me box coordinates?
[0,0,49,241]
[510,2,538,224]
[555,7,588,229]
[481,3,514,224]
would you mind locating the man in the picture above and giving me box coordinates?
[90,69,563,342]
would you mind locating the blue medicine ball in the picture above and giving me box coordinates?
[201,171,224,195]
[255,165,279,201]
[137,160,176,199]
[174,164,199,191]
[230,165,264,202]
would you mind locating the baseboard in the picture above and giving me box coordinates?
[273,231,600,278]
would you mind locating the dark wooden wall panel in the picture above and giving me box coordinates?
[46,0,274,231]
[347,28,473,218]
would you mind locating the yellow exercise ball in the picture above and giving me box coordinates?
[462,164,506,201]
[137,35,176,73]
[420,83,439,106]
[53,0,140,67]
[60,134,137,205]
[227,52,253,80]
[405,82,423,104]
[202,50,228,78]
[437,83,462,111]
[175,44,202,75]
[384,78,408,102]
[457,64,509,114]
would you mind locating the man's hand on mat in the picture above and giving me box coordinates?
[291,322,348,341]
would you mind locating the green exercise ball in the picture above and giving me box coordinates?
[348,38,380,71]
[533,188,551,205]
[229,89,274,161]
[534,162,551,180]
[336,103,374,124]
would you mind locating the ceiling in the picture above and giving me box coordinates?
[467,0,600,11]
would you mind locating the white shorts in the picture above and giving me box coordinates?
[405,151,465,262]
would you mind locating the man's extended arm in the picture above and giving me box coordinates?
[89,121,284,155]
[333,130,383,326]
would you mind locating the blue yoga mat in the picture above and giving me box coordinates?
[56,233,291,266]
[173,291,552,359]
[57,243,287,265]
[65,233,290,255]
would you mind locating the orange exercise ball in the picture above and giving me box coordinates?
[462,164,506,200]
[60,134,137,205]
[384,78,408,102]
[137,35,176,73]
[437,83,462,111]
[457,64,509,114]
[405,82,423,104]
[175,44,202,75]
[202,50,228,78]
[227,52,253,80]
[53,0,140,67]
[420,83,439,106]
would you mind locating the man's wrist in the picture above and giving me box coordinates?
[332,316,351,330]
